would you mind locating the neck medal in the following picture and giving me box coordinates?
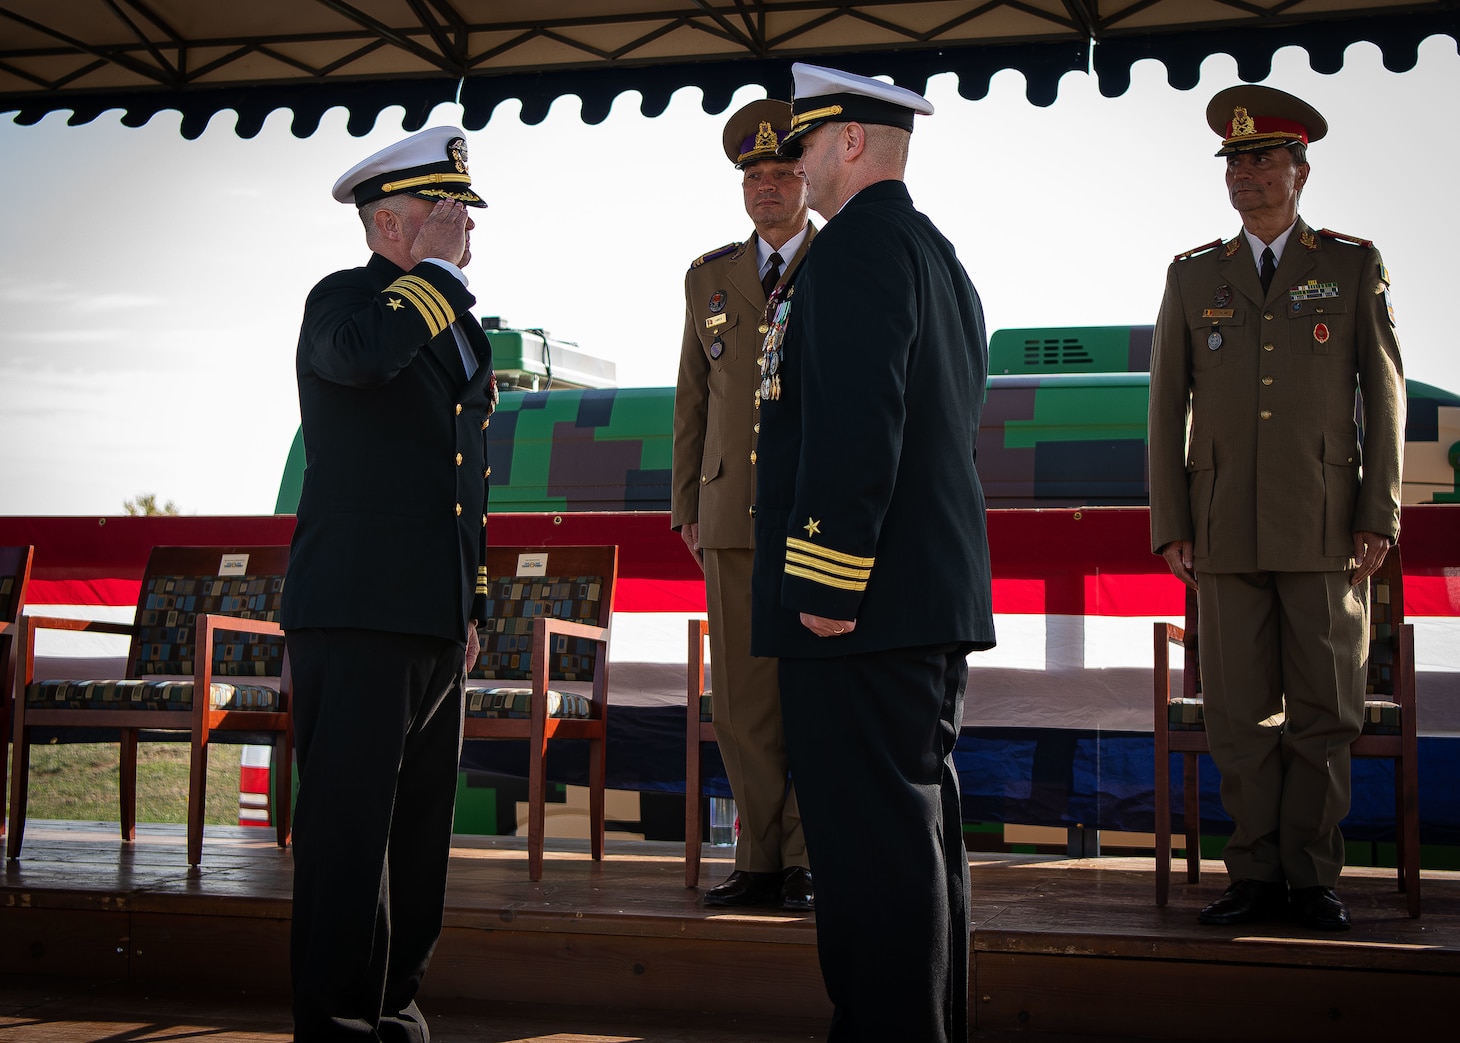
[760,285,795,402]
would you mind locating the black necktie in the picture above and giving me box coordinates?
[1259,246,1276,295]
[761,251,783,300]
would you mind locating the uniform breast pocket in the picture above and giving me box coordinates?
[703,315,739,368]
[1188,309,1245,370]
[1287,296,1349,355]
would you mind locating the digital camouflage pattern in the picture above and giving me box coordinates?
[275,326,1460,514]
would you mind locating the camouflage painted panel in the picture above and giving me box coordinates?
[486,387,674,511]
[273,326,1460,513]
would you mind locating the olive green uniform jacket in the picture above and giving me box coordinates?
[1149,218,1404,571]
[671,229,814,548]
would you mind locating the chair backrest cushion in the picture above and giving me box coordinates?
[128,547,289,679]
[470,546,617,684]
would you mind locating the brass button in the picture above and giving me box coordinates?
[1264,311,1275,320]
[701,475,708,485]
[1188,458,1195,467]
[1263,343,1275,352]
[759,324,769,334]
[1259,410,1272,420]
[750,451,757,464]
[455,453,463,465]
[455,403,462,415]
[485,467,491,478]
[1347,457,1354,464]
[1261,377,1273,386]
[455,503,463,516]
[482,418,490,430]
[754,423,760,434]
[481,514,487,526]
[749,505,757,517]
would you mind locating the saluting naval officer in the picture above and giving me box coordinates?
[1149,86,1405,932]
[751,64,996,1042]
[282,126,496,1040]
[672,99,816,911]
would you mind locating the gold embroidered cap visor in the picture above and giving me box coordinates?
[723,99,794,167]
[332,125,488,208]
[780,62,934,152]
[1206,84,1327,157]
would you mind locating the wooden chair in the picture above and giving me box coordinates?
[1,545,36,840]
[7,545,292,866]
[684,618,717,887]
[1153,548,1420,916]
[465,545,617,881]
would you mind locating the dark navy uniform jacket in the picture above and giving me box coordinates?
[750,179,996,659]
[282,252,494,643]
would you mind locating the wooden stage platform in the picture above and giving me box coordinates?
[3,821,1458,1041]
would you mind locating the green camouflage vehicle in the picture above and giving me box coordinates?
[275,325,1460,512]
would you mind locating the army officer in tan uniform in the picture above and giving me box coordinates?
[1149,85,1405,932]
[671,100,815,910]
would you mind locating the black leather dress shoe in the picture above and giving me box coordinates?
[1197,879,1289,925]
[702,870,781,908]
[779,866,814,911]
[1291,886,1351,931]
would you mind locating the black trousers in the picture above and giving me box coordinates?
[287,628,465,1043]
[780,645,970,1043]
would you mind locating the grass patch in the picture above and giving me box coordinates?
[6,741,243,825]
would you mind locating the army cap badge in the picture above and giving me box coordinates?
[781,62,934,152]
[332,125,487,208]
[1206,84,1327,157]
[723,99,795,168]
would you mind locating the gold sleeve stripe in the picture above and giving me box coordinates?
[395,275,457,326]
[385,281,445,337]
[785,537,875,568]
[785,563,868,592]
[786,550,871,581]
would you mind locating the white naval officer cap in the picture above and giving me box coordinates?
[781,62,935,151]
[331,125,487,208]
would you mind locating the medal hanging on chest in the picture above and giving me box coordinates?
[760,285,794,402]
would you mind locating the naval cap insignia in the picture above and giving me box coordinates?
[447,137,469,174]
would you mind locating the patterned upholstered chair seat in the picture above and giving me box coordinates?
[465,686,591,720]
[1166,697,1403,736]
[25,678,282,712]
[464,546,618,880]
[7,545,294,867]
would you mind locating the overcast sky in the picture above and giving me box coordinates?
[1,36,1456,516]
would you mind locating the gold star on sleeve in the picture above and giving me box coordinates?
[803,518,821,537]
[386,298,405,311]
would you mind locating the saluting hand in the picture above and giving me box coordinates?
[411,199,472,268]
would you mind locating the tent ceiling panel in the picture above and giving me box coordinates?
[0,2,1454,137]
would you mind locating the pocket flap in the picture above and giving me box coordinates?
[699,451,723,484]
[1322,435,1359,467]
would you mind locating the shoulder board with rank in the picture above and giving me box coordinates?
[689,241,741,269]
[1173,238,1223,262]
[1317,227,1373,249]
